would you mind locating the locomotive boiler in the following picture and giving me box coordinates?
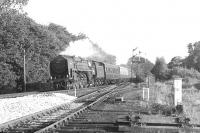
[49,55,132,90]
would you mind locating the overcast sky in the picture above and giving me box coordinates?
[24,0,200,64]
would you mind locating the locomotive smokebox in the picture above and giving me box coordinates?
[50,55,69,79]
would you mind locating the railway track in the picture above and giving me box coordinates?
[33,83,200,133]
[34,83,130,133]
[3,82,198,133]
[47,84,200,133]
[0,84,119,133]
[45,83,134,133]
[0,85,107,99]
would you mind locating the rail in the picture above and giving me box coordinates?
[0,85,116,132]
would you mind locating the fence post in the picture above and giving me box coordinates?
[173,78,182,106]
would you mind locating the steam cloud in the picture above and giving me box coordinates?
[60,38,116,64]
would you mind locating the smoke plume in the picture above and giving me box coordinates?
[60,38,116,64]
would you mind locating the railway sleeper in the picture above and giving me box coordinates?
[21,121,54,126]
[61,124,115,128]
[38,118,60,122]
[41,113,66,119]
[54,128,106,133]
[69,120,90,123]
[7,127,37,133]
[88,109,131,113]
[68,122,115,125]
[18,124,45,128]
[57,125,118,132]
[70,118,89,121]
[30,119,56,123]
[0,86,118,133]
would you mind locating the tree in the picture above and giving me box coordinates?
[0,0,28,14]
[151,57,169,81]
[0,0,29,92]
[127,56,154,82]
[168,56,183,69]
[0,62,18,92]
[0,10,85,92]
[187,43,193,55]
[184,42,200,71]
[47,23,86,52]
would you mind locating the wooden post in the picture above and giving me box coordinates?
[131,56,134,82]
[174,78,182,106]
[74,84,76,97]
[143,87,149,101]
[24,49,26,92]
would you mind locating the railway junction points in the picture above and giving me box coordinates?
[0,83,200,133]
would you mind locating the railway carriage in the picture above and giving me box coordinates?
[119,66,131,82]
[103,63,120,84]
[119,66,129,78]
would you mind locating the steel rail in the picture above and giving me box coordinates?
[0,85,115,132]
[37,83,200,133]
[0,85,107,99]
[35,89,115,132]
[35,83,129,133]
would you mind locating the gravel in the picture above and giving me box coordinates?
[0,93,78,124]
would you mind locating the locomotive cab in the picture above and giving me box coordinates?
[91,60,105,86]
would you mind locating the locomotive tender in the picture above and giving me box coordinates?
[49,55,132,90]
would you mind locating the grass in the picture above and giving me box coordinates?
[182,88,200,124]
[150,80,200,124]
[149,82,174,105]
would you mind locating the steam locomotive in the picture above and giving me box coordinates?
[49,55,132,90]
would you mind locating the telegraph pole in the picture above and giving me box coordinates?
[137,51,141,89]
[131,48,138,82]
[24,49,26,92]
[131,56,133,82]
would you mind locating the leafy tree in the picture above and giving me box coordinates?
[127,56,154,82]
[47,23,86,52]
[170,67,200,79]
[0,10,85,92]
[187,43,194,55]
[0,62,18,92]
[0,0,28,93]
[184,42,200,71]
[151,57,169,81]
[168,56,183,69]
[0,0,28,12]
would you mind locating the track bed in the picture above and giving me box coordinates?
[53,84,200,133]
[0,85,106,99]
[0,85,117,132]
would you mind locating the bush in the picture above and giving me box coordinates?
[151,57,169,81]
[170,67,200,79]
[0,63,18,93]
[149,103,175,115]
[150,82,174,105]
